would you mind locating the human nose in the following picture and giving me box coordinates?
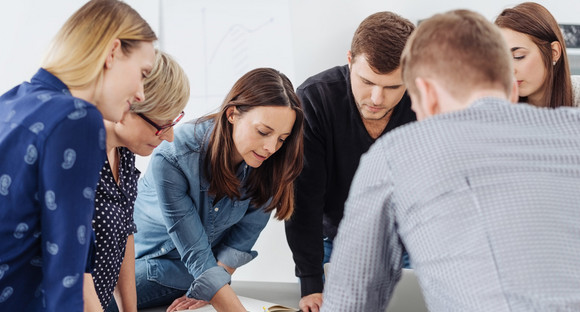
[134,83,145,103]
[371,86,384,105]
[264,137,278,154]
[159,127,174,142]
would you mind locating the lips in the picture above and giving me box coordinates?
[366,105,383,113]
[253,151,267,161]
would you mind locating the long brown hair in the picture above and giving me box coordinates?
[495,2,572,107]
[201,68,303,220]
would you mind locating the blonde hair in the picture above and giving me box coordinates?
[131,50,190,121]
[402,10,513,102]
[42,0,157,89]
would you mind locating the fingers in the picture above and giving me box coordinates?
[166,296,209,311]
[299,293,323,312]
[166,295,187,312]
[187,301,209,310]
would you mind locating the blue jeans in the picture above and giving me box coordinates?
[106,258,186,312]
[323,237,411,269]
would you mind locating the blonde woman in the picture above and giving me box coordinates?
[83,50,190,312]
[0,0,156,311]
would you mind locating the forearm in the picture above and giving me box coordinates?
[113,235,137,312]
[217,260,235,275]
[83,273,104,312]
[209,284,245,312]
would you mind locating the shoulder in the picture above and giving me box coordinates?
[18,91,103,139]
[379,97,580,157]
[297,65,349,93]
[156,118,214,159]
[571,75,580,107]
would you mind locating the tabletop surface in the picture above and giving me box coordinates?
[138,281,301,312]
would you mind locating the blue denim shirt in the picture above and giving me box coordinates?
[133,119,271,301]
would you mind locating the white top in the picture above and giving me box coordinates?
[572,75,580,107]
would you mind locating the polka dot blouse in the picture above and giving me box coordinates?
[92,147,140,309]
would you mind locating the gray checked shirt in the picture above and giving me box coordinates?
[321,97,580,312]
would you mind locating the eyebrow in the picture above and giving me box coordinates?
[260,123,291,135]
[360,75,403,89]
[511,47,525,52]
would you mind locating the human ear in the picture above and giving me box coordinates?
[104,39,122,69]
[226,106,236,123]
[415,77,440,117]
[347,51,353,68]
[551,41,562,64]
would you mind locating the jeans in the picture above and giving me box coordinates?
[106,258,186,312]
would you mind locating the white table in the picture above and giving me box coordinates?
[138,281,301,312]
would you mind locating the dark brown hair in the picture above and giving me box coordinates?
[495,2,572,107]
[201,68,303,220]
[401,10,513,102]
[350,11,415,74]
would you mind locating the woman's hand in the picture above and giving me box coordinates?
[166,295,209,312]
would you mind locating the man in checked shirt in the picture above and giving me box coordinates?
[322,9,580,312]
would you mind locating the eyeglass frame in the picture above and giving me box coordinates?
[136,111,184,136]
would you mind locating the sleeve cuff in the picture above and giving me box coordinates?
[299,275,324,297]
[215,245,257,269]
[186,266,231,301]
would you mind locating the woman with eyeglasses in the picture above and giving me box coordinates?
[130,67,304,312]
[82,50,189,312]
[0,1,156,311]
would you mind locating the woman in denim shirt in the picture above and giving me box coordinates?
[133,68,304,311]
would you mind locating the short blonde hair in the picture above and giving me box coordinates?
[131,50,190,121]
[401,10,513,102]
[42,0,157,89]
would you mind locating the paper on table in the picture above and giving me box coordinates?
[184,295,298,312]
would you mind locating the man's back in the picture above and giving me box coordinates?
[387,98,580,310]
[323,97,580,311]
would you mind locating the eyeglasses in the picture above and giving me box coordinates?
[137,111,184,136]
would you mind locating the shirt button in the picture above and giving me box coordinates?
[214,207,219,212]
[161,248,165,253]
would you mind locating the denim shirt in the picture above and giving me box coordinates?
[133,119,271,301]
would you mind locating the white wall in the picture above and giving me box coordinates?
[1,0,578,283]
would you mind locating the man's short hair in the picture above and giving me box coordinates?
[401,10,513,102]
[351,11,415,74]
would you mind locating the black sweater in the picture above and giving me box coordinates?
[285,65,416,296]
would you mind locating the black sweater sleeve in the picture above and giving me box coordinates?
[285,80,328,296]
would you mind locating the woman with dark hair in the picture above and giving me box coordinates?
[131,67,304,311]
[495,2,580,107]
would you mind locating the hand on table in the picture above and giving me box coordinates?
[299,293,323,312]
[166,294,209,312]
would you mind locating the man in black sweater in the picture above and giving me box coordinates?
[285,11,417,312]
